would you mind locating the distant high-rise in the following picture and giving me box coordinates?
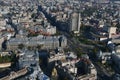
[119,7,120,17]
[96,0,109,3]
[69,12,81,33]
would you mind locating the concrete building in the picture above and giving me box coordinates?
[0,67,28,80]
[0,36,4,50]
[69,12,81,33]
[0,51,10,56]
[46,26,56,35]
[96,0,109,3]
[54,53,97,80]
[18,50,50,80]
[115,45,120,53]
[6,35,67,50]
[28,25,56,35]
[0,18,6,27]
[0,7,9,15]
[112,74,120,80]
[96,50,112,63]
[18,50,39,69]
[111,54,120,73]
[49,50,66,62]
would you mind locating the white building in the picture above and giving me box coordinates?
[46,26,56,35]
[108,27,117,38]
[0,18,6,27]
[0,7,9,15]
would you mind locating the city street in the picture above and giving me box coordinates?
[37,1,114,79]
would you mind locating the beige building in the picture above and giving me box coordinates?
[51,68,58,80]
[108,27,117,38]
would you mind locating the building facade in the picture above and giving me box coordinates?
[69,12,81,33]
[6,35,67,50]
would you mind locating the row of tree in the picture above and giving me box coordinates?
[18,44,43,50]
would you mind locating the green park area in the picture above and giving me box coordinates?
[0,54,16,63]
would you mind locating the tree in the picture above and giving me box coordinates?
[31,13,36,18]
[36,45,43,50]
[93,47,98,54]
[18,44,24,49]
[27,33,39,37]
[53,30,61,36]
[27,46,32,50]
[0,53,16,63]
[77,53,82,58]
